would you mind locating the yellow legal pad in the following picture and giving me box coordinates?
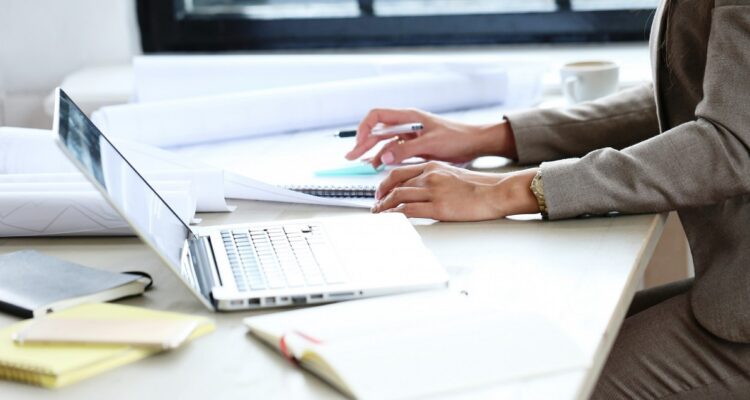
[0,303,214,388]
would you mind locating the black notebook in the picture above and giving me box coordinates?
[0,250,151,318]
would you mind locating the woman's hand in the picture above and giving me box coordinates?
[371,162,541,221]
[345,108,518,168]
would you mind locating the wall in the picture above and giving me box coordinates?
[0,0,140,128]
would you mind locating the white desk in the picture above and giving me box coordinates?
[9,45,661,397]
[0,198,665,400]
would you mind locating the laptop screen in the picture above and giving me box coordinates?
[55,89,191,276]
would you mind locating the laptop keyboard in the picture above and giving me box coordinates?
[220,224,346,292]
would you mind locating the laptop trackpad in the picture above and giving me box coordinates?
[322,215,442,286]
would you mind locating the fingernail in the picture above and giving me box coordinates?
[370,203,379,213]
[381,152,395,165]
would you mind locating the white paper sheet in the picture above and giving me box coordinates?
[93,70,508,148]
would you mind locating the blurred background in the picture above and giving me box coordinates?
[0,0,658,129]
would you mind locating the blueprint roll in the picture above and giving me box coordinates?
[134,54,386,102]
[91,70,508,148]
[133,54,513,103]
[0,177,198,237]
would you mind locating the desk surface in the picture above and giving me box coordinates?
[0,200,665,400]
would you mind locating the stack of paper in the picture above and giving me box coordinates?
[0,127,233,237]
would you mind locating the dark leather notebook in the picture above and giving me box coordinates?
[0,250,151,318]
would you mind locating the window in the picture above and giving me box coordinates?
[138,0,658,52]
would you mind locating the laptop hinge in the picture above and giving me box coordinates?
[187,235,221,299]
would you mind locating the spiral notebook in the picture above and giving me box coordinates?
[284,184,376,199]
[283,163,379,199]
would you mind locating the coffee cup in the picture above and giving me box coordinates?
[560,61,620,104]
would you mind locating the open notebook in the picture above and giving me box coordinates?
[244,291,587,399]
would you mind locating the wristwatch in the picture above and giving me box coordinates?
[530,169,548,219]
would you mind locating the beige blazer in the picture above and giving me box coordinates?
[506,0,750,343]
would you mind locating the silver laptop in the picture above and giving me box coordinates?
[52,88,448,311]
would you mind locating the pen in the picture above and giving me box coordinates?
[335,123,424,138]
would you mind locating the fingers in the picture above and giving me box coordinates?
[371,187,430,213]
[346,108,424,160]
[383,203,434,219]
[370,137,428,168]
[375,164,425,200]
[372,162,456,220]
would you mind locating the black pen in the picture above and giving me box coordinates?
[334,123,424,138]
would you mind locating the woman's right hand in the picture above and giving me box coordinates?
[345,108,518,168]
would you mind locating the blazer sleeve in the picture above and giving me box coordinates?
[539,3,750,220]
[505,83,660,164]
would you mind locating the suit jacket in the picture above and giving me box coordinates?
[506,0,750,343]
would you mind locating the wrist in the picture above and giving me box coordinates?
[490,169,540,217]
[475,120,518,160]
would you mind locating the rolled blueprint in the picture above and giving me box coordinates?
[92,70,508,148]
[134,54,510,103]
[0,188,195,237]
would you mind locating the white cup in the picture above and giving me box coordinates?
[560,61,620,104]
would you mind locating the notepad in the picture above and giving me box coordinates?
[12,318,201,350]
[0,303,214,388]
[244,291,587,400]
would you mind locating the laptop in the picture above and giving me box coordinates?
[52,88,449,311]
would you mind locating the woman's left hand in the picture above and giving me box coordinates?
[371,162,541,221]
